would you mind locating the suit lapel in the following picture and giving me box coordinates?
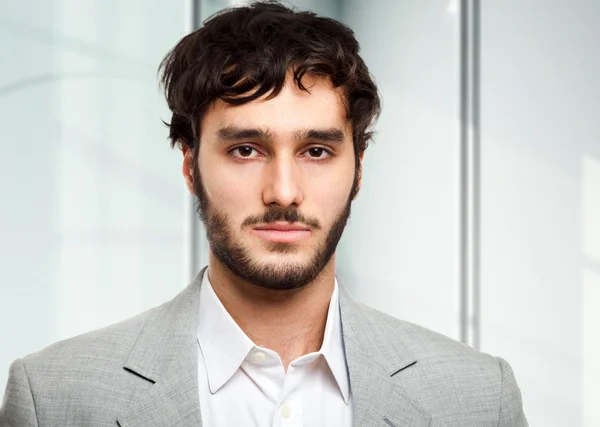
[117,342,202,427]
[117,268,207,427]
[339,280,432,427]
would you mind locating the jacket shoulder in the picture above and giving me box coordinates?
[357,302,497,365]
[20,302,164,372]
[355,303,525,423]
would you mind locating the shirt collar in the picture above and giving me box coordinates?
[319,277,351,404]
[196,270,350,404]
[197,271,255,394]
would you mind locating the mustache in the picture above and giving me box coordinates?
[242,207,321,230]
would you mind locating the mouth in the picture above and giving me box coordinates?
[250,222,312,243]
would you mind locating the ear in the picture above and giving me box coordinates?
[352,151,365,200]
[181,145,195,195]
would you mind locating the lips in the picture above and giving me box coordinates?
[250,222,311,243]
[252,222,311,232]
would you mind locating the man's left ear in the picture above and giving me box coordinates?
[353,151,365,200]
[181,145,196,195]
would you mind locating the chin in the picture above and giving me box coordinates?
[257,251,309,264]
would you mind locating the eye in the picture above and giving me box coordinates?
[304,147,332,160]
[230,145,261,158]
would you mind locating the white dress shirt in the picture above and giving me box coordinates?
[196,271,353,427]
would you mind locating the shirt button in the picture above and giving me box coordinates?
[252,352,266,362]
[281,404,292,418]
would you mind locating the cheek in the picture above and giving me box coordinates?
[206,175,253,211]
[306,163,355,218]
[199,161,260,223]
[320,187,352,221]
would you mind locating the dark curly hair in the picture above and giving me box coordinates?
[159,1,381,175]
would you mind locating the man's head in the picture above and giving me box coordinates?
[159,1,380,291]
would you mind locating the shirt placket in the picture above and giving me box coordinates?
[272,361,308,427]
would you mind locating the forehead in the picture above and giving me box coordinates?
[201,75,349,136]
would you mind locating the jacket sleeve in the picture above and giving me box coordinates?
[497,357,528,427]
[0,359,39,427]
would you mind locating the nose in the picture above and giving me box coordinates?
[262,155,304,208]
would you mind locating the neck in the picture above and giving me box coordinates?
[206,253,336,369]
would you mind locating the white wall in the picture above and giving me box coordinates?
[480,2,600,426]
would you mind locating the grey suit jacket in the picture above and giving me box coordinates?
[1,268,527,426]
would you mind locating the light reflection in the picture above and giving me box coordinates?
[447,0,459,15]
[582,154,600,426]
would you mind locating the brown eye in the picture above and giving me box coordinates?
[238,146,253,156]
[231,145,259,158]
[307,147,330,159]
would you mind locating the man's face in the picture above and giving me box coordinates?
[185,74,360,290]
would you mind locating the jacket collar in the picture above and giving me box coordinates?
[337,277,432,426]
[117,268,205,427]
[118,267,431,427]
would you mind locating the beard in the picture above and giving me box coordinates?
[192,165,355,291]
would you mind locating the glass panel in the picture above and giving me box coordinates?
[336,0,461,340]
[200,0,231,19]
[0,0,190,400]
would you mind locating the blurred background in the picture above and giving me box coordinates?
[1,0,599,425]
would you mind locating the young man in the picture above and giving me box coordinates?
[1,2,527,426]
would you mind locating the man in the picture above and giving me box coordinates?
[1,2,527,426]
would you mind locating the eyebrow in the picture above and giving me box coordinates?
[215,126,346,144]
[216,126,273,142]
[294,128,346,143]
